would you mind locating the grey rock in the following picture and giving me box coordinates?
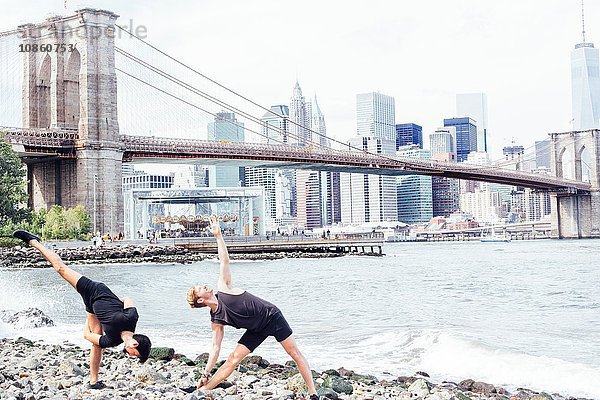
[58,359,83,377]
[241,375,260,386]
[4,308,55,329]
[471,381,496,395]
[317,387,339,399]
[20,358,41,370]
[323,376,353,395]
[135,366,168,383]
[407,378,430,398]
[149,347,175,362]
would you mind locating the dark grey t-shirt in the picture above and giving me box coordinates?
[210,291,280,332]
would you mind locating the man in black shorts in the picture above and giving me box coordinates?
[186,217,318,400]
[13,230,151,389]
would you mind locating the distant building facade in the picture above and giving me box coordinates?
[341,137,398,224]
[356,92,396,154]
[535,139,551,169]
[395,123,423,150]
[456,93,488,152]
[207,111,245,188]
[261,105,290,144]
[396,145,433,224]
[443,117,477,162]
[290,81,321,228]
[429,127,457,162]
[429,128,459,217]
[571,38,600,129]
[341,92,398,224]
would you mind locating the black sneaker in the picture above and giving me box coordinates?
[309,395,319,400]
[88,381,107,390]
[13,230,41,245]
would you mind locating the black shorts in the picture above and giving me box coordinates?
[76,276,110,314]
[238,312,293,352]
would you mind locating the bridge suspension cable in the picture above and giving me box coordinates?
[115,47,322,149]
[113,25,412,165]
[115,67,292,148]
[114,28,592,184]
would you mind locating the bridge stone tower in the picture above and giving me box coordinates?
[550,129,600,238]
[20,9,123,234]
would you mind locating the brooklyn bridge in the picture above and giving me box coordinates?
[0,9,598,238]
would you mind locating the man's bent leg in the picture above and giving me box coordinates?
[30,241,81,289]
[280,335,317,395]
[86,313,103,385]
[202,344,251,390]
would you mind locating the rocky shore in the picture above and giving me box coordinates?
[0,245,346,269]
[0,336,583,400]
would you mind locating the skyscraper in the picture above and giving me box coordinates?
[289,81,310,146]
[261,105,290,144]
[429,127,456,162]
[322,171,341,225]
[571,3,600,130]
[429,127,459,217]
[535,139,551,169]
[443,117,477,162]
[341,93,398,224]
[290,82,321,228]
[395,123,423,150]
[456,93,488,153]
[356,92,396,154]
[396,145,433,224]
[312,96,329,147]
[309,95,340,226]
[207,111,245,188]
[341,136,398,224]
[248,105,294,229]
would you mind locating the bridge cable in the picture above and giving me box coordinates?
[115,47,324,149]
[115,67,292,148]
[114,25,409,164]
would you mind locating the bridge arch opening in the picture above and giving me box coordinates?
[577,144,592,182]
[37,54,51,128]
[559,146,574,180]
[64,49,81,129]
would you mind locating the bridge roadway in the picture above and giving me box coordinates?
[0,127,592,192]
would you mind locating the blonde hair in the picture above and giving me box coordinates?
[187,286,207,308]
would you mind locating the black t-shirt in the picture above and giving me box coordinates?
[76,277,139,348]
[210,291,280,332]
[98,307,139,348]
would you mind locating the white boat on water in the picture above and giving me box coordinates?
[480,227,511,243]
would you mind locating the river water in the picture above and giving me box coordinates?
[0,240,598,398]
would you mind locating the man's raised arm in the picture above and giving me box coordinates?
[208,215,231,290]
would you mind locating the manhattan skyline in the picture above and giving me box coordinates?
[1,0,596,161]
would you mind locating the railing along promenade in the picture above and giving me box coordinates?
[122,135,592,192]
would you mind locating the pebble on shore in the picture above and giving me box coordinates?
[0,337,585,400]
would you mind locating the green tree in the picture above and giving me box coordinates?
[65,205,91,239]
[0,137,29,225]
[44,205,91,240]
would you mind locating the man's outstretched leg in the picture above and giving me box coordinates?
[280,335,317,396]
[14,230,81,288]
[200,344,251,390]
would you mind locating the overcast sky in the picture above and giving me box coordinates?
[1,0,596,160]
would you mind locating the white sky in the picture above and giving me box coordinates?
[1,0,596,161]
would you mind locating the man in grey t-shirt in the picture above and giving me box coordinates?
[187,216,318,400]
